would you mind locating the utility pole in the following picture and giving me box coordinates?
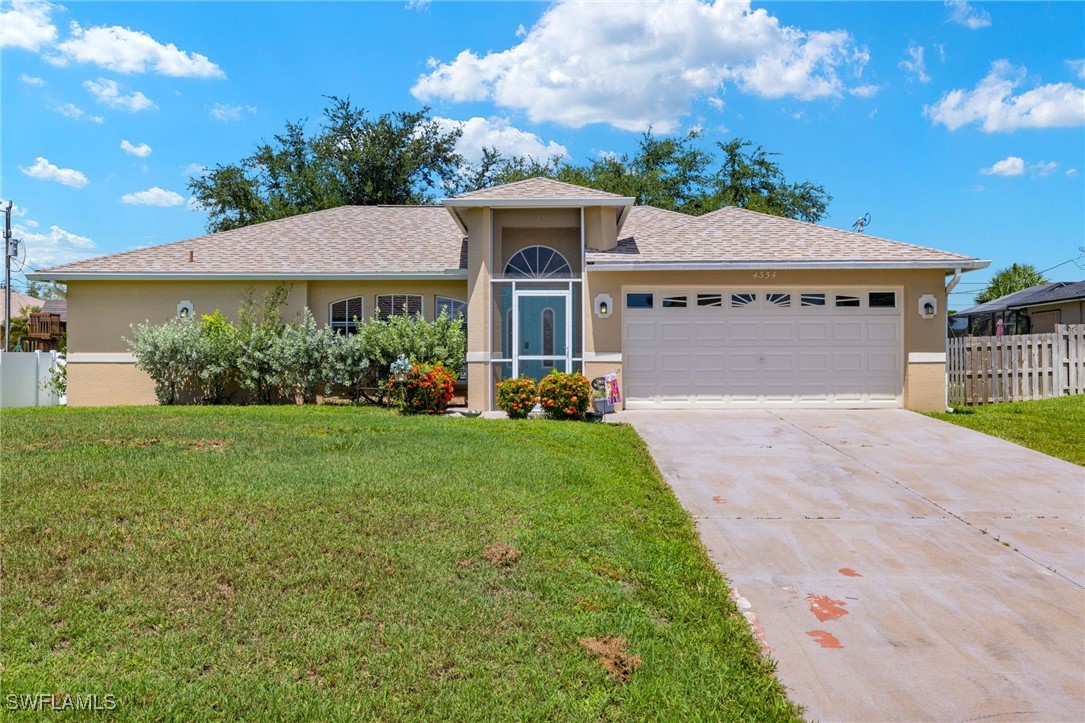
[3,200,14,352]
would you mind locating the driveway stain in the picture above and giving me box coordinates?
[807,630,844,649]
[838,568,862,577]
[807,594,849,622]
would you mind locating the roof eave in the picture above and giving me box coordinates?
[585,259,991,272]
[26,270,469,282]
[442,197,635,209]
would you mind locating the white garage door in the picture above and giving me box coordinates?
[623,288,902,409]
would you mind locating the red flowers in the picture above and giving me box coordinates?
[386,362,456,414]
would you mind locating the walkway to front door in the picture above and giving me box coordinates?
[618,409,1084,722]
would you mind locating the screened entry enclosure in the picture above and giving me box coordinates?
[490,246,583,403]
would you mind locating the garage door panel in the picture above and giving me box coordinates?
[623,287,902,409]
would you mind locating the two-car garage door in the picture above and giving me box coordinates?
[622,288,903,409]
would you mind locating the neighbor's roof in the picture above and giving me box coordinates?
[588,205,983,269]
[40,298,68,322]
[0,290,43,321]
[449,177,628,202]
[956,281,1085,316]
[35,206,466,278]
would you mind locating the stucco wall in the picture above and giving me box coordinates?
[68,363,157,406]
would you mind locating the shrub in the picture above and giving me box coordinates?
[537,369,591,420]
[496,377,538,419]
[323,331,372,403]
[359,310,466,397]
[127,317,203,404]
[270,308,332,403]
[234,285,291,403]
[387,362,456,414]
[195,310,237,404]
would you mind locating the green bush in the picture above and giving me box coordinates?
[358,310,466,393]
[126,317,203,404]
[323,332,372,403]
[195,310,237,404]
[271,308,333,403]
[496,377,537,419]
[235,285,291,404]
[537,370,591,420]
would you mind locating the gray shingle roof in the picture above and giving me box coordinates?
[587,205,977,265]
[40,299,67,322]
[38,206,466,275]
[957,281,1085,316]
[450,177,626,200]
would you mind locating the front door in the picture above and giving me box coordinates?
[514,292,569,381]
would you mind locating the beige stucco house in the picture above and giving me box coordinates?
[30,178,988,411]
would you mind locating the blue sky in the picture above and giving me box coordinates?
[2,0,1083,307]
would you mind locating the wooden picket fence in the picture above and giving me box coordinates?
[947,325,1085,406]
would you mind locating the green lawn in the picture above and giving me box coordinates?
[1,406,798,721]
[928,395,1085,466]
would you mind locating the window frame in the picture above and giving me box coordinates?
[375,294,424,321]
[435,296,467,325]
[329,296,364,335]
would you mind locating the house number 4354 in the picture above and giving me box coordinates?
[752,271,777,279]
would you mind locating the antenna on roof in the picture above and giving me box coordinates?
[851,213,871,234]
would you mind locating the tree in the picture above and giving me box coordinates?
[451,130,832,222]
[24,281,65,299]
[188,98,465,233]
[3,305,41,349]
[974,263,1049,304]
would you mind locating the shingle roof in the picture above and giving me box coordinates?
[450,177,626,201]
[38,206,466,276]
[587,205,977,265]
[40,299,67,322]
[0,290,43,322]
[956,281,1085,316]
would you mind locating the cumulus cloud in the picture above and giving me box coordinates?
[84,78,156,111]
[121,139,152,157]
[1031,160,1058,177]
[925,60,1085,132]
[899,43,929,83]
[850,84,879,98]
[980,156,1024,176]
[1067,168,1079,177]
[411,0,869,132]
[55,102,104,123]
[405,0,431,9]
[946,0,991,29]
[1068,59,1085,80]
[19,72,45,86]
[209,103,256,122]
[19,156,88,188]
[14,222,96,268]
[182,163,208,177]
[434,116,568,164]
[0,0,58,52]
[120,186,185,207]
[55,21,225,78]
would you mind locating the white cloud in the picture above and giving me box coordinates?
[1067,168,1079,177]
[120,139,152,157]
[55,102,104,123]
[55,21,225,78]
[405,0,431,10]
[83,78,156,111]
[209,103,256,122]
[980,156,1024,176]
[1068,59,1085,80]
[1031,160,1058,177]
[182,163,208,177]
[434,116,568,164]
[707,96,725,111]
[0,1,58,52]
[120,186,185,207]
[946,1,991,30]
[186,196,205,212]
[515,23,526,38]
[850,84,879,98]
[925,60,1085,132]
[14,222,96,268]
[899,43,929,83]
[19,72,45,86]
[412,0,868,132]
[19,157,88,188]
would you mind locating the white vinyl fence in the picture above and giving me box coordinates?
[0,351,65,408]
[947,324,1085,406]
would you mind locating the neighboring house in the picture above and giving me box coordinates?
[29,177,988,410]
[0,290,44,348]
[25,299,68,353]
[950,281,1085,337]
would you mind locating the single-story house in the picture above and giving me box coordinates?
[30,177,989,411]
[950,281,1085,337]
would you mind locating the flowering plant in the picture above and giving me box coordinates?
[385,362,456,414]
[536,369,591,420]
[496,377,538,419]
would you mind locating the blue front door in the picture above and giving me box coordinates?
[516,293,568,381]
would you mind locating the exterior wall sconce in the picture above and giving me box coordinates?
[918,294,937,319]
[177,300,194,319]
[594,293,613,318]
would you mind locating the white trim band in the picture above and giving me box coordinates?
[465,352,489,363]
[908,352,946,363]
[584,352,622,363]
[27,271,469,282]
[588,260,990,272]
[68,353,137,363]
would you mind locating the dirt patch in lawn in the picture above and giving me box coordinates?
[101,437,160,448]
[579,636,641,682]
[182,439,231,451]
[481,543,521,568]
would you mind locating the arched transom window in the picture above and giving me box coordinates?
[504,246,571,278]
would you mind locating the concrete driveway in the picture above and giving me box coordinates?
[617,409,1084,722]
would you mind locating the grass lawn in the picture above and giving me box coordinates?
[1,406,798,720]
[927,395,1085,466]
